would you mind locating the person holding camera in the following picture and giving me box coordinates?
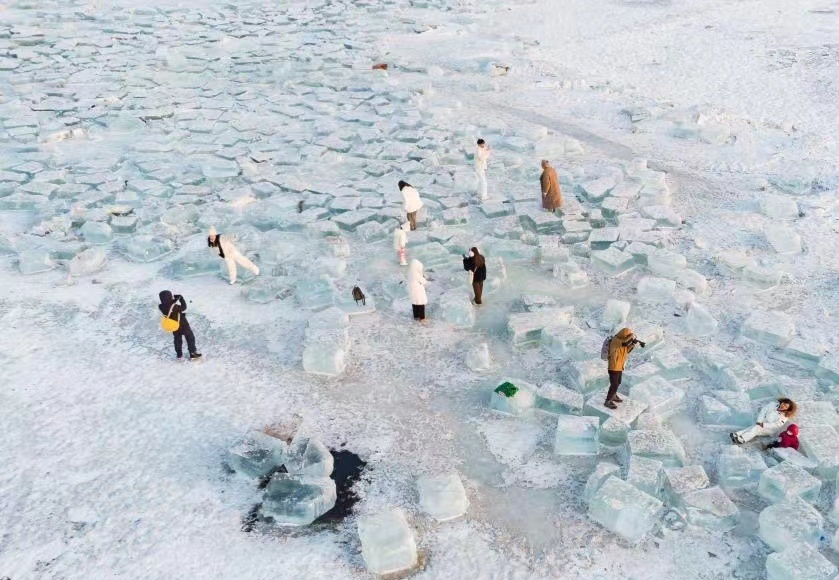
[462,247,487,305]
[158,290,202,360]
[605,328,644,409]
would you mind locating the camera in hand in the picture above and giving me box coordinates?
[631,338,646,348]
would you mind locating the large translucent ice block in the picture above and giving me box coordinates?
[630,376,684,418]
[742,310,795,347]
[681,486,739,531]
[626,429,686,467]
[554,415,600,456]
[417,472,469,522]
[358,510,418,576]
[227,431,288,479]
[758,461,821,504]
[698,391,753,429]
[489,380,536,416]
[799,424,839,479]
[758,496,823,552]
[766,544,837,580]
[587,476,663,543]
[718,446,766,489]
[626,456,663,498]
[663,465,710,506]
[438,290,475,329]
[584,396,648,427]
[260,475,337,526]
[568,359,608,395]
[583,463,620,505]
[536,383,583,415]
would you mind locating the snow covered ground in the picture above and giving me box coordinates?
[2,0,839,578]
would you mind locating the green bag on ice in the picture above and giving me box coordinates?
[494,382,519,398]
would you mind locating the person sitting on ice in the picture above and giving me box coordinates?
[207,227,260,285]
[393,222,410,266]
[763,423,800,451]
[730,397,796,445]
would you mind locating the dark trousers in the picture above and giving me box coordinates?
[174,322,197,357]
[412,304,426,320]
[472,280,484,304]
[407,211,417,230]
[606,370,622,402]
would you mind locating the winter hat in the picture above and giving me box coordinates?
[209,227,217,238]
[786,424,799,436]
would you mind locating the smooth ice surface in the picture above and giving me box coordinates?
[466,343,492,372]
[630,376,685,417]
[591,247,635,275]
[758,496,823,552]
[261,475,337,527]
[588,476,663,543]
[627,429,686,467]
[626,456,664,498]
[601,299,631,331]
[358,510,418,576]
[799,424,839,478]
[554,415,600,456]
[718,446,767,489]
[585,396,648,426]
[684,303,718,337]
[681,487,739,531]
[766,545,837,580]
[417,472,469,522]
[742,311,796,347]
[536,383,584,415]
[636,276,676,303]
[758,461,821,504]
[699,391,754,429]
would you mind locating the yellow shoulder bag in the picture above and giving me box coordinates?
[161,302,180,332]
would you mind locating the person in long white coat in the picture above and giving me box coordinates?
[731,398,796,444]
[393,222,410,266]
[399,180,423,230]
[475,138,490,201]
[207,227,260,285]
[407,259,428,322]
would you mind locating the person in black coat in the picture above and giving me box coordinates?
[158,290,202,360]
[462,246,487,305]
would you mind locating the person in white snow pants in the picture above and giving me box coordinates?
[393,222,410,266]
[731,398,796,444]
[399,180,423,230]
[407,258,428,322]
[207,227,260,285]
[475,138,490,201]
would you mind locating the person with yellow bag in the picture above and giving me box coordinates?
[158,290,201,360]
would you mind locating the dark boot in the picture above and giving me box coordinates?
[604,400,617,409]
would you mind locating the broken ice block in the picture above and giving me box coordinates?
[774,337,825,369]
[507,308,573,347]
[758,496,823,552]
[417,472,469,522]
[554,415,600,456]
[117,235,175,263]
[584,396,648,426]
[640,205,682,228]
[627,456,663,497]
[663,465,710,506]
[489,381,536,416]
[681,487,738,531]
[581,176,616,201]
[439,290,475,329]
[553,260,589,287]
[466,343,491,372]
[636,276,675,302]
[261,474,337,526]
[302,308,349,377]
[758,461,821,504]
[591,247,635,275]
[651,347,691,379]
[698,391,754,429]
[676,269,708,296]
[587,476,663,543]
[684,303,718,337]
[294,439,335,478]
[765,226,801,254]
[718,446,767,489]
[760,194,799,220]
[766,544,837,580]
[536,383,583,415]
[227,431,288,478]
[588,227,619,250]
[626,429,685,467]
[601,299,630,331]
[742,311,795,347]
[69,247,107,277]
[583,463,621,504]
[647,249,686,279]
[568,359,608,395]
[771,447,818,470]
[358,510,418,576]
[80,221,113,244]
[17,249,54,275]
[799,425,839,478]
[630,376,685,418]
[795,401,839,430]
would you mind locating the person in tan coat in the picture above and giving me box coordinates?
[605,327,645,408]
[540,160,562,211]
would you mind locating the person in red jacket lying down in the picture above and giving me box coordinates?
[763,424,799,451]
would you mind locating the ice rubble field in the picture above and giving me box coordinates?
[3,0,839,578]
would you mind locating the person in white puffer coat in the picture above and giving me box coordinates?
[399,180,423,230]
[393,222,410,266]
[731,397,797,444]
[407,258,428,322]
[207,227,260,285]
